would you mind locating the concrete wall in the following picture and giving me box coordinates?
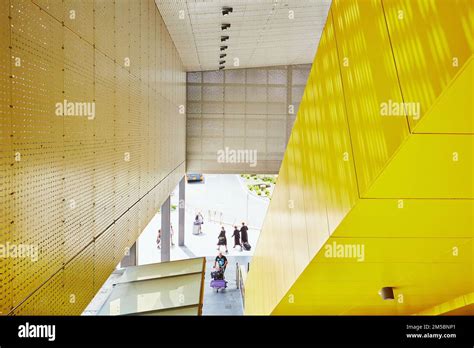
[186,65,310,174]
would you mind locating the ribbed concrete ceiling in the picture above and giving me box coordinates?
[155,0,332,71]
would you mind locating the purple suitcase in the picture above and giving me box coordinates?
[210,279,227,292]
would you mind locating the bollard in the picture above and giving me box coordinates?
[236,262,240,289]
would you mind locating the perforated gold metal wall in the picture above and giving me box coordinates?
[1,0,186,315]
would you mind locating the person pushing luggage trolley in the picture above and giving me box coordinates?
[210,252,228,292]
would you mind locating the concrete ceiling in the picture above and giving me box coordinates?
[155,0,332,71]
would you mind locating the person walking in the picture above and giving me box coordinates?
[213,251,228,273]
[194,211,204,234]
[170,224,175,246]
[231,225,242,250]
[216,226,228,253]
[156,229,161,249]
[240,222,249,244]
[198,212,204,234]
[158,226,174,248]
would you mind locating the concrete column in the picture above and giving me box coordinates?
[120,241,137,267]
[161,196,171,262]
[178,176,185,246]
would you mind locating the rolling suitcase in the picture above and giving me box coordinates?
[243,242,251,251]
[192,222,201,235]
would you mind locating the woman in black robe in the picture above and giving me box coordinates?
[216,226,228,253]
[231,226,241,249]
[240,222,249,244]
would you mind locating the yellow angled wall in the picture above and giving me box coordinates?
[245,8,359,315]
[245,0,473,315]
[0,0,186,315]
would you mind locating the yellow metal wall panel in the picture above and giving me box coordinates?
[383,0,474,130]
[1,0,186,315]
[273,247,472,315]
[305,14,359,232]
[272,159,296,311]
[298,77,331,258]
[333,198,474,239]
[332,0,410,195]
[413,56,474,134]
[303,126,331,257]
[286,126,310,273]
[246,0,473,315]
[417,292,474,315]
[365,134,473,198]
[245,13,359,314]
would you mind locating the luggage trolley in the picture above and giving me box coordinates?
[210,269,227,292]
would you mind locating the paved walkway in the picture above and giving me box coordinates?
[202,256,251,316]
[134,175,263,315]
[137,174,268,264]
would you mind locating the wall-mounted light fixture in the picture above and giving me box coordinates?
[379,287,395,300]
[220,53,227,59]
[220,45,228,51]
[219,60,226,65]
[221,23,231,30]
[219,66,225,70]
[221,35,229,42]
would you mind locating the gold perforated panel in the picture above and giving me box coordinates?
[0,0,12,316]
[2,0,186,315]
[11,270,65,316]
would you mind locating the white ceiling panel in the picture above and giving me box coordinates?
[155,0,332,71]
